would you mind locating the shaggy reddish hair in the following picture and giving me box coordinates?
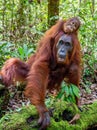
[0,17,81,130]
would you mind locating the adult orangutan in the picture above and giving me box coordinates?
[0,17,81,130]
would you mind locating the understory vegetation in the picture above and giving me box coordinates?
[0,0,97,126]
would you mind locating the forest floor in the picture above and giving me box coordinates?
[80,83,97,105]
[5,82,97,113]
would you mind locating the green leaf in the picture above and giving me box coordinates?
[27,48,34,56]
[18,47,24,55]
[69,86,73,96]
[23,44,28,55]
[72,84,80,98]
[64,85,69,97]
[57,91,64,99]
[16,108,22,112]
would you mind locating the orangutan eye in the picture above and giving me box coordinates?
[65,42,70,46]
[59,40,64,45]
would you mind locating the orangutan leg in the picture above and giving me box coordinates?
[0,58,29,86]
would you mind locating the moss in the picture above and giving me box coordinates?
[52,100,79,121]
[1,101,97,130]
[76,103,97,129]
[0,105,37,130]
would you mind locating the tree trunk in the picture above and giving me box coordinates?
[48,0,59,27]
[17,0,26,38]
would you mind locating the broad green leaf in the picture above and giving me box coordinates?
[72,84,80,98]
[69,86,73,96]
[57,92,64,99]
[64,85,69,97]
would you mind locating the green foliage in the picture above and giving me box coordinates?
[12,44,35,60]
[0,41,35,68]
[60,0,97,85]
[0,0,96,83]
[0,0,96,78]
[57,82,80,103]
[0,41,14,67]
[0,0,96,104]
[0,0,48,43]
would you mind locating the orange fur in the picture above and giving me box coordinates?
[0,58,29,86]
[24,19,81,128]
[0,17,81,129]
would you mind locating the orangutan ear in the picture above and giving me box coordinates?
[63,17,81,33]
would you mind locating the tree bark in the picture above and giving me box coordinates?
[48,0,59,27]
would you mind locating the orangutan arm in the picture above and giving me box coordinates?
[24,37,53,130]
